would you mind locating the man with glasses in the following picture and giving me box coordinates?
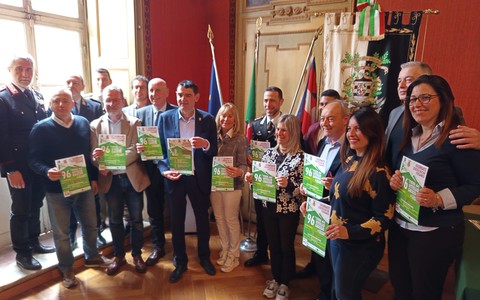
[91,85,151,275]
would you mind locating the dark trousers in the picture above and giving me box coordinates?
[254,197,269,258]
[105,175,144,257]
[145,165,166,249]
[8,170,45,256]
[388,222,464,300]
[167,175,210,265]
[330,237,385,300]
[262,203,299,285]
[312,243,333,300]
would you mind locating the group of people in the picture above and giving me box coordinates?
[1,52,480,299]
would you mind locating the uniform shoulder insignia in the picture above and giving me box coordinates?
[6,83,19,95]
[254,116,264,121]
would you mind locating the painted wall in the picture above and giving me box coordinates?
[148,1,232,111]
[381,0,480,129]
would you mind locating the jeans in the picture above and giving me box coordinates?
[105,174,144,257]
[8,170,45,256]
[330,236,385,300]
[46,190,98,273]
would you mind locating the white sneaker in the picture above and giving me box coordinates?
[275,284,290,300]
[62,269,78,288]
[220,255,239,273]
[263,279,279,299]
[216,251,228,266]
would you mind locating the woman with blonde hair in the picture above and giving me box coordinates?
[211,103,248,273]
[246,114,304,300]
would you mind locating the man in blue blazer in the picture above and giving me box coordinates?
[65,75,105,249]
[157,80,217,283]
[135,78,175,266]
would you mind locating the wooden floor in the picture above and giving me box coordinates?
[2,222,456,300]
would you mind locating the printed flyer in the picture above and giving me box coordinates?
[250,140,270,162]
[252,161,276,203]
[55,154,91,197]
[167,138,193,175]
[98,134,126,171]
[395,156,429,225]
[211,156,234,191]
[137,126,163,161]
[302,154,326,200]
[302,197,331,257]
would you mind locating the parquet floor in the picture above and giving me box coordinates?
[5,222,455,300]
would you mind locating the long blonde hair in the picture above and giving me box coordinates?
[215,103,241,137]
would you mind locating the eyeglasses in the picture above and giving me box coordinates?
[407,94,438,106]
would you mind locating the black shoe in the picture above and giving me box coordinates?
[146,247,166,266]
[169,264,187,283]
[16,254,42,270]
[96,233,107,248]
[244,252,268,267]
[200,259,216,275]
[295,262,316,279]
[32,242,55,254]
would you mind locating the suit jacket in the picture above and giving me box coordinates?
[122,103,151,117]
[252,115,277,146]
[385,105,404,145]
[90,113,150,193]
[135,103,176,177]
[76,97,103,122]
[157,108,217,195]
[316,137,342,197]
[135,103,176,127]
[0,83,47,175]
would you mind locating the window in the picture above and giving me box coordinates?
[0,0,87,104]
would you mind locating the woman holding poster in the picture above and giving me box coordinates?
[245,114,304,300]
[325,108,395,300]
[210,103,248,273]
[388,75,480,300]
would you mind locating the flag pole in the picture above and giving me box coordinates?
[289,28,321,114]
[240,17,262,253]
[207,25,223,105]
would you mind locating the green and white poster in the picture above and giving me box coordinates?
[167,138,193,175]
[98,134,126,171]
[137,126,163,161]
[211,156,234,192]
[55,154,91,197]
[395,156,429,225]
[302,154,326,200]
[302,197,331,257]
[252,161,276,203]
[250,140,270,162]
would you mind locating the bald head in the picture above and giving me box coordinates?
[149,78,169,109]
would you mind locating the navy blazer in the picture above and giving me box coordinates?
[0,83,47,175]
[135,103,176,127]
[157,108,217,194]
[77,97,103,122]
[316,137,342,197]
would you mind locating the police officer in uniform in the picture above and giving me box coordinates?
[0,53,55,270]
[244,86,284,267]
